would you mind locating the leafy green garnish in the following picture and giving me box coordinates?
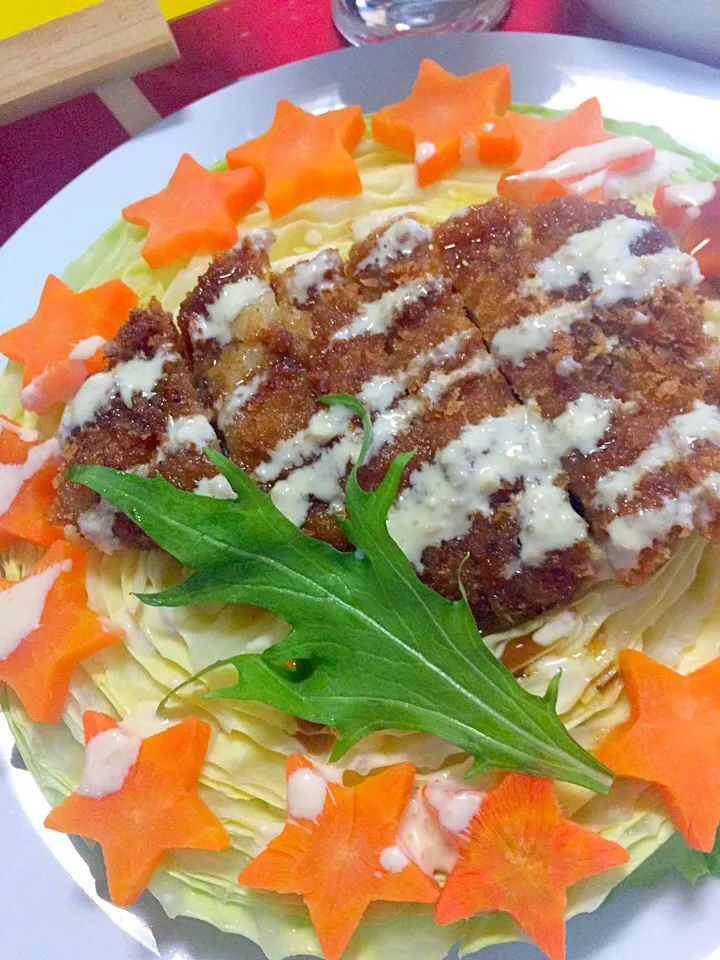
[510,103,720,182]
[69,395,611,794]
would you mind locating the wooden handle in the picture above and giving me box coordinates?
[0,0,178,125]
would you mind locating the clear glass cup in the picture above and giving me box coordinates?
[331,0,513,45]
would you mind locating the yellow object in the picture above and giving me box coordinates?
[159,0,219,17]
[0,0,103,41]
[0,0,218,42]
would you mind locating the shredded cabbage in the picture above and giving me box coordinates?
[3,109,720,960]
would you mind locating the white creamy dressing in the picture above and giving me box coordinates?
[603,150,692,200]
[77,703,170,799]
[424,782,483,834]
[420,351,495,405]
[356,218,432,271]
[415,142,436,166]
[521,214,700,307]
[287,767,327,821]
[379,844,410,873]
[351,207,421,242]
[218,373,266,430]
[332,277,445,342]
[192,275,272,346]
[555,355,582,377]
[63,350,176,432]
[0,559,72,660]
[532,610,577,647]
[387,395,616,570]
[507,136,654,185]
[0,416,38,443]
[491,301,591,367]
[162,414,216,457]
[286,249,342,305]
[194,474,238,499]
[595,401,720,509]
[663,181,716,219]
[69,334,106,361]
[397,791,458,876]
[77,498,122,553]
[255,404,353,485]
[0,437,59,517]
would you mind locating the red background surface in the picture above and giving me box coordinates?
[1,0,612,248]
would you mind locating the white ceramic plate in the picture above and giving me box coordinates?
[2,32,720,960]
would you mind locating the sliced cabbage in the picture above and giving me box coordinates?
[3,107,720,960]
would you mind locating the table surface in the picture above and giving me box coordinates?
[0,0,661,250]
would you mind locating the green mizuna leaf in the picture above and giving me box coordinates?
[69,395,612,794]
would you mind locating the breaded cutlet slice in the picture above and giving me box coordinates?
[54,300,224,550]
[214,217,597,629]
[436,197,720,582]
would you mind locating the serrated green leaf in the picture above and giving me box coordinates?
[68,396,612,793]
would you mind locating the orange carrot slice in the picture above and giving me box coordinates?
[122,153,263,269]
[655,180,720,281]
[499,99,622,206]
[0,276,137,415]
[0,542,123,723]
[45,713,230,905]
[226,101,365,220]
[371,59,518,188]
[0,420,62,550]
[239,755,438,960]
[434,772,628,960]
[596,649,720,852]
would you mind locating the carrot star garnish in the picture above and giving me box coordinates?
[0,275,137,415]
[122,153,263,269]
[371,59,518,187]
[0,418,61,550]
[239,755,438,960]
[0,542,123,723]
[45,711,230,905]
[434,773,629,960]
[596,649,720,853]
[498,99,654,206]
[226,101,365,220]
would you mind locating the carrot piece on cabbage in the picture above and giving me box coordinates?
[498,99,654,206]
[655,179,720,280]
[371,59,518,187]
[226,101,365,220]
[122,153,263,269]
[0,542,123,723]
[597,649,720,852]
[0,420,62,550]
[434,772,629,960]
[239,755,438,960]
[0,275,137,415]
[45,712,230,905]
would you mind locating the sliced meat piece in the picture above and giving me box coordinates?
[54,300,224,550]
[435,197,720,583]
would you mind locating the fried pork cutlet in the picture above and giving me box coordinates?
[435,197,719,584]
[57,197,720,632]
[53,300,225,550]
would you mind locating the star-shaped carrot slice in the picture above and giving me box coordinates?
[122,153,263,269]
[498,99,653,206]
[0,419,62,550]
[45,711,230,905]
[0,275,137,415]
[371,59,518,188]
[239,755,438,960]
[596,650,720,853]
[0,541,123,723]
[434,773,628,960]
[226,101,365,220]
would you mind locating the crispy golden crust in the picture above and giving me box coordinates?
[54,300,219,548]
[54,200,719,631]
